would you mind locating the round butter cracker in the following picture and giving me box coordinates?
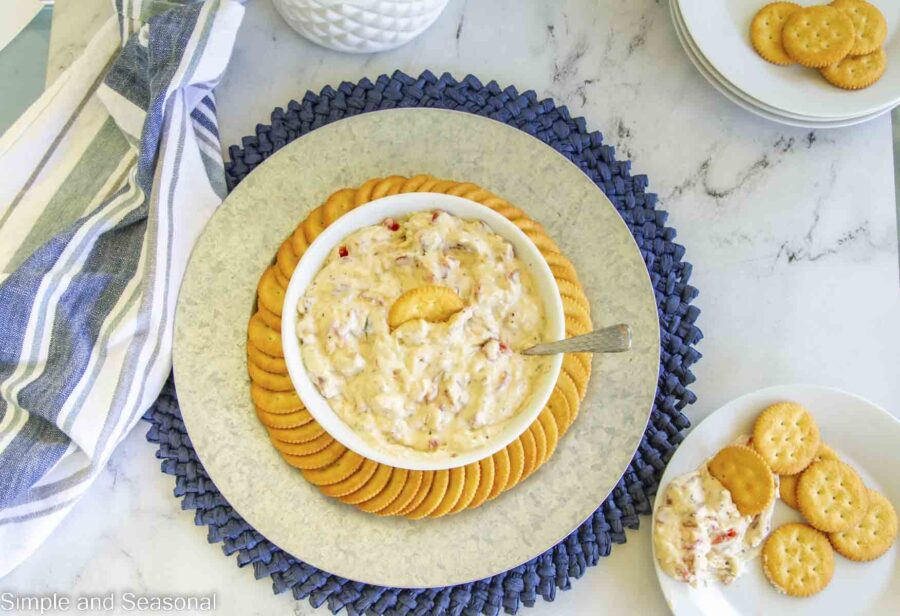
[519,430,538,480]
[751,2,802,65]
[322,188,357,225]
[371,175,406,200]
[546,389,572,436]
[272,431,333,457]
[797,459,868,533]
[353,178,381,205]
[829,489,898,561]
[377,469,424,516]
[446,182,480,197]
[395,471,434,516]
[544,253,580,286]
[562,297,592,331]
[513,217,546,237]
[290,225,309,259]
[783,441,842,505]
[248,312,283,358]
[448,463,481,514]
[247,343,286,374]
[405,469,450,520]
[528,420,548,473]
[821,47,886,90]
[254,406,312,429]
[429,180,459,194]
[504,438,526,492]
[256,303,282,331]
[465,457,493,511]
[553,372,579,429]
[398,174,432,194]
[339,463,393,505]
[752,401,820,474]
[267,420,325,444]
[526,229,561,255]
[779,472,800,509]
[427,466,465,518]
[272,266,290,289]
[831,0,888,56]
[302,206,326,244]
[387,285,464,329]
[276,239,299,281]
[762,523,835,597]
[319,458,379,498]
[357,468,409,513]
[300,449,364,485]
[708,445,775,516]
[782,6,856,68]
[563,353,590,400]
[487,449,511,501]
[283,439,346,471]
[538,408,560,460]
[247,361,293,392]
[457,186,493,203]
[257,266,286,316]
[250,384,303,415]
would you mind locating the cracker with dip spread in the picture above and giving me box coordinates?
[779,442,840,509]
[654,437,778,587]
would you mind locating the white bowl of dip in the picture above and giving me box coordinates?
[282,192,565,471]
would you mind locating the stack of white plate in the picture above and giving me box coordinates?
[670,0,900,128]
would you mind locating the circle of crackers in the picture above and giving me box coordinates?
[244,175,593,518]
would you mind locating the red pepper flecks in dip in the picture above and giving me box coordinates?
[296,211,552,457]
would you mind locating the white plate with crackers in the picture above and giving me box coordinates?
[652,384,899,615]
[676,0,900,123]
[669,0,890,128]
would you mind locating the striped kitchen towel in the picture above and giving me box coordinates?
[0,0,244,577]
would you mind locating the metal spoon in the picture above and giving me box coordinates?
[522,324,632,355]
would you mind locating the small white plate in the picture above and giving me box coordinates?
[669,0,891,128]
[678,0,900,119]
[652,384,900,615]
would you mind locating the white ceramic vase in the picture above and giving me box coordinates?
[271,0,450,54]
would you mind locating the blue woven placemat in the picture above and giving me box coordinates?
[144,70,702,615]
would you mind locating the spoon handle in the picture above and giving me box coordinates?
[522,324,632,355]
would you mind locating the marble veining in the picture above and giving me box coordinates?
[5,0,898,614]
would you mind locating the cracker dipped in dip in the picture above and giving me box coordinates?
[295,210,552,457]
[653,437,778,587]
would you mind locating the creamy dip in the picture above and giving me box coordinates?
[654,437,778,587]
[296,211,551,456]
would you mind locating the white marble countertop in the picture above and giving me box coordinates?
[3,0,899,614]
